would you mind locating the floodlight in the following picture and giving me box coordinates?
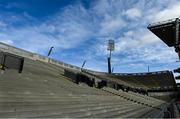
[107,40,115,51]
[107,39,115,74]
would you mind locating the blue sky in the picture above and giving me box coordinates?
[0,0,179,75]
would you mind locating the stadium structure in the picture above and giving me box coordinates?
[0,18,180,118]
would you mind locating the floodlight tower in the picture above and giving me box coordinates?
[107,39,115,74]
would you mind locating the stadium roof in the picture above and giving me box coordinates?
[147,18,180,47]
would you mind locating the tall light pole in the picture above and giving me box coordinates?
[107,40,115,74]
[81,60,86,71]
[81,60,86,68]
[48,46,54,57]
[47,46,54,63]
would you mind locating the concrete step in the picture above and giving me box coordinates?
[0,102,137,118]
[0,99,133,107]
[0,95,126,103]
[81,104,141,118]
[24,59,64,73]
[120,106,152,118]
[0,96,125,102]
[0,88,69,95]
[0,88,118,96]
[0,87,111,96]
[0,94,123,100]
[54,106,138,118]
[0,101,132,113]
[107,106,145,118]
[34,103,138,118]
[0,90,112,96]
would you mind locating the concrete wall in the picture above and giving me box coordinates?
[0,42,81,71]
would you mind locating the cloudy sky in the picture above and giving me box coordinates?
[0,0,179,75]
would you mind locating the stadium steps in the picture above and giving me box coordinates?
[0,92,141,118]
[0,58,167,118]
[0,69,111,96]
[33,103,140,118]
[44,104,139,118]
[81,104,144,118]
[0,104,136,118]
[119,106,153,118]
[0,101,132,113]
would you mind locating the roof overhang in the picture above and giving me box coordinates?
[147,18,180,47]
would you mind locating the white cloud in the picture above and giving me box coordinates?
[92,0,180,72]
[0,4,94,54]
[113,29,160,53]
[153,2,180,22]
[142,0,180,22]
[100,17,126,36]
[0,0,179,73]
[123,8,142,19]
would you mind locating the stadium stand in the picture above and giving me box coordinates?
[0,42,178,118]
[91,71,177,90]
[0,57,169,118]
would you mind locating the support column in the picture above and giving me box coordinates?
[108,57,111,74]
[175,18,180,60]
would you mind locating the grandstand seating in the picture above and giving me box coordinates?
[0,58,168,118]
[92,71,176,90]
